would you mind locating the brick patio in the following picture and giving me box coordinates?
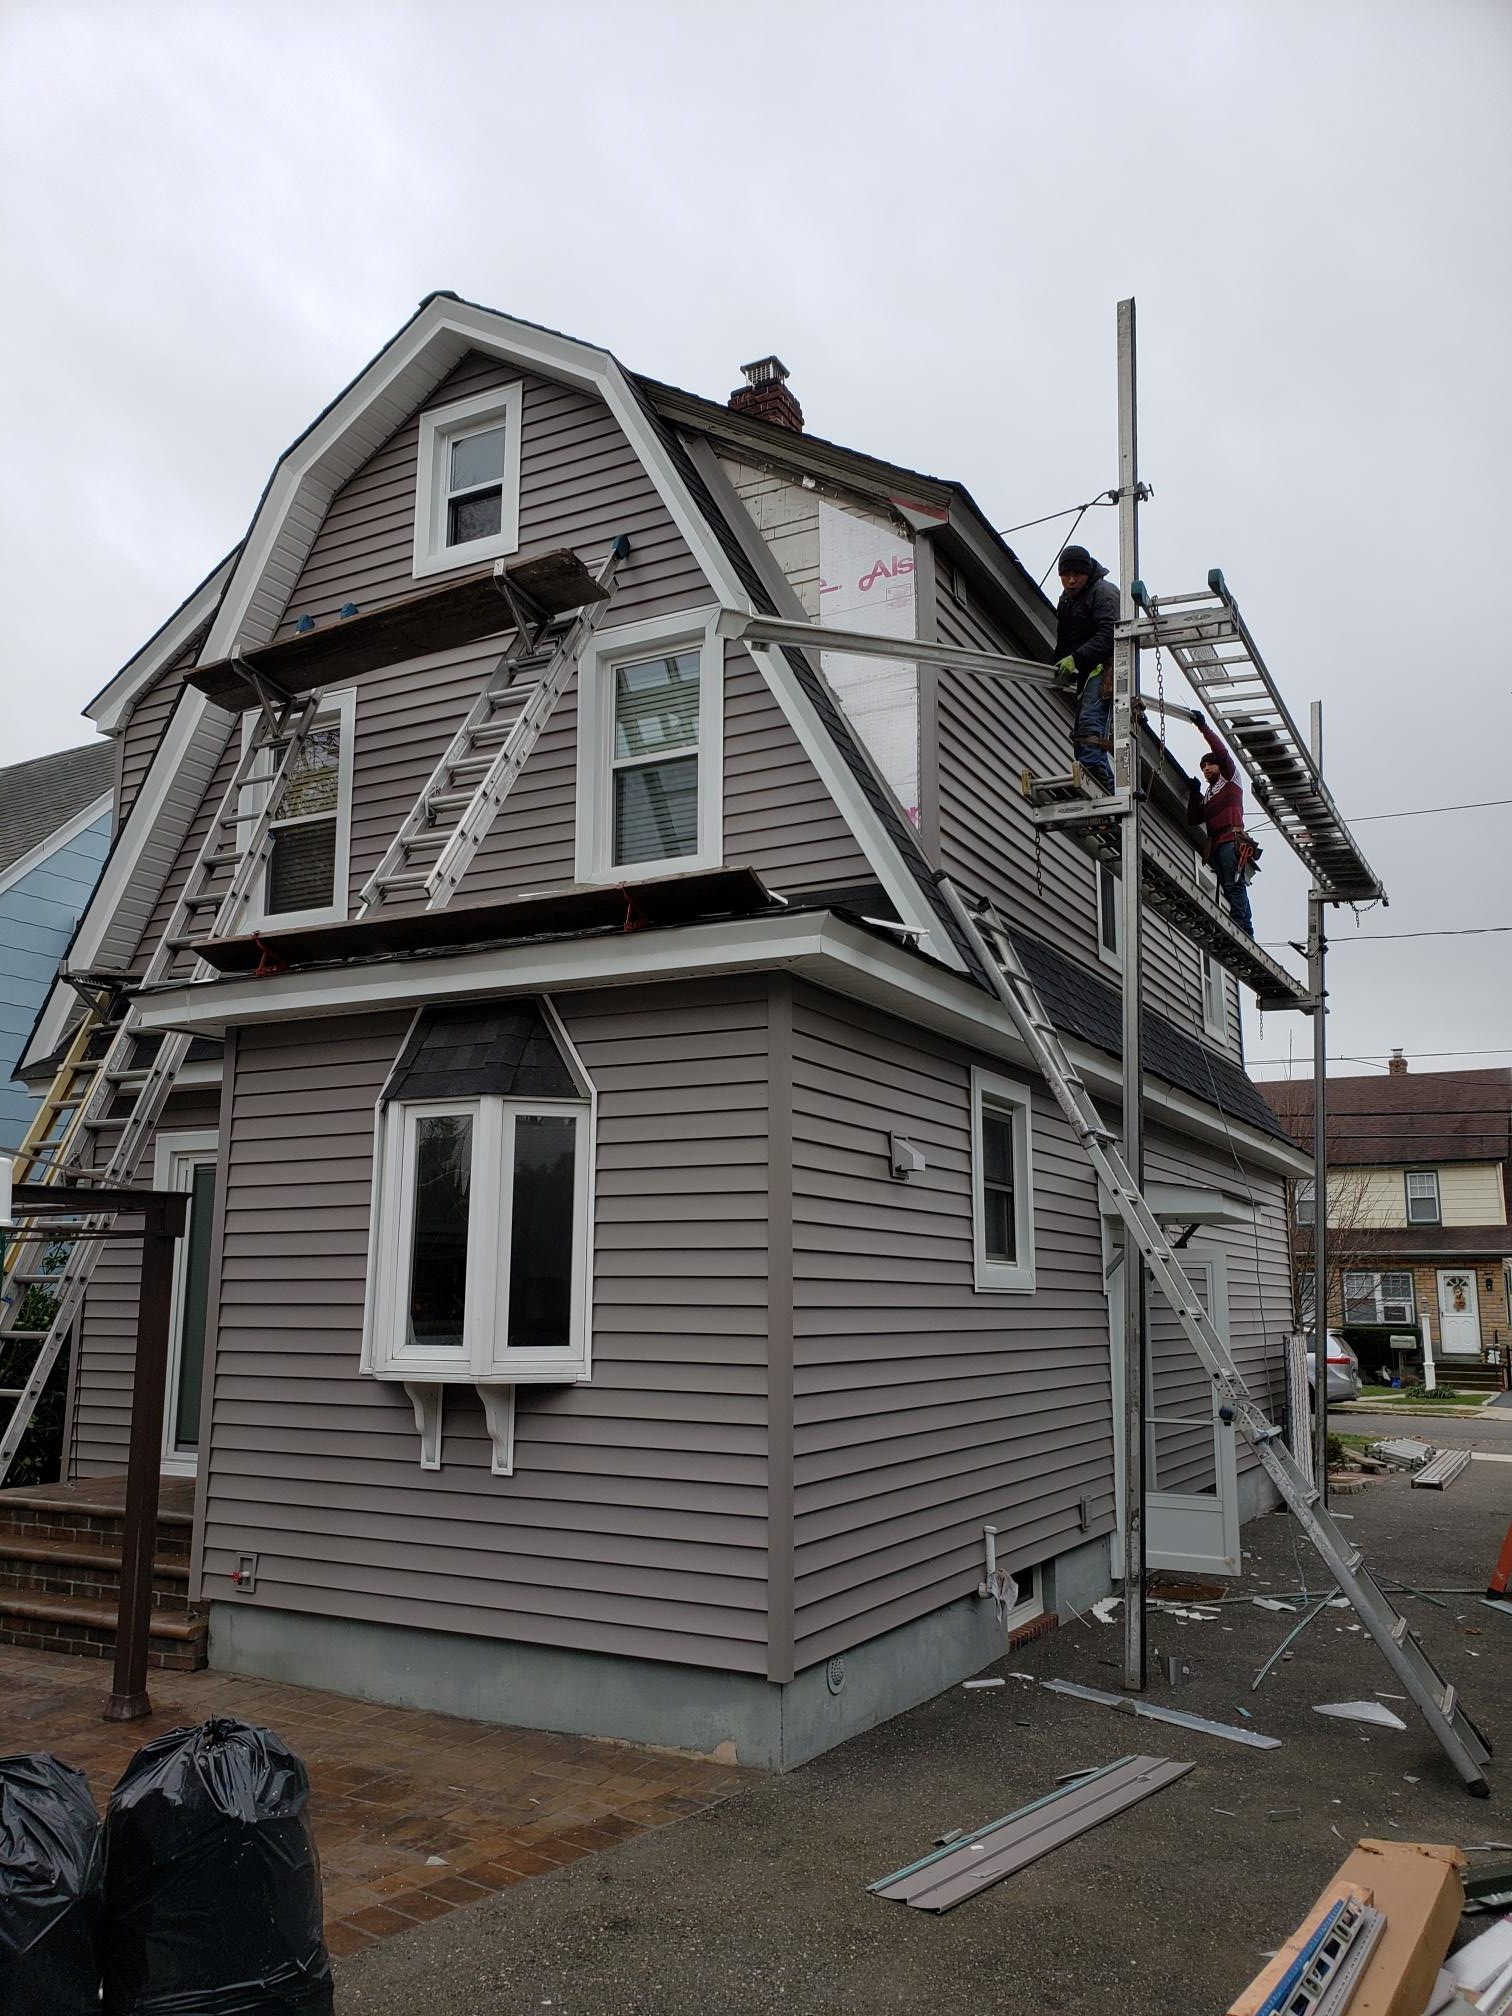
[0,1643,748,1959]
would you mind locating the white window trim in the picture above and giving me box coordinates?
[1343,1269,1417,1325]
[1405,1169,1441,1224]
[574,607,724,885]
[152,1129,218,1477]
[238,687,355,930]
[970,1066,1036,1294]
[1096,863,1121,973]
[1200,951,1228,1041]
[1294,1178,1316,1227]
[1002,1562,1045,1632]
[361,997,596,1406]
[412,383,524,580]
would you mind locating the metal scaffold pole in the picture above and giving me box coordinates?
[1309,702,1330,1500]
[1115,297,1147,1693]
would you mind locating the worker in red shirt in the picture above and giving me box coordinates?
[1187,712,1254,936]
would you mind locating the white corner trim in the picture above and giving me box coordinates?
[412,382,524,580]
[0,791,112,901]
[574,606,724,884]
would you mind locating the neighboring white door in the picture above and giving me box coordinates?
[1109,1243,1241,1578]
[1437,1270,1482,1356]
[153,1132,218,1477]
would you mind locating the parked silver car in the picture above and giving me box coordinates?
[1304,1331,1362,1405]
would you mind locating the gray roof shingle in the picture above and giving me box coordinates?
[0,740,114,878]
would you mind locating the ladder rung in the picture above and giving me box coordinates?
[425,791,474,813]
[374,871,432,891]
[0,1332,50,1343]
[0,1389,25,1400]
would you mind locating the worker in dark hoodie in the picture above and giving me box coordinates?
[1052,545,1120,790]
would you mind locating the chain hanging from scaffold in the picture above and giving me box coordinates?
[1154,632,1168,766]
[1032,820,1046,904]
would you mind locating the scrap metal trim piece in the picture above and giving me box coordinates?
[870,1754,1193,1913]
[1413,1448,1472,1490]
[1040,1678,1282,1749]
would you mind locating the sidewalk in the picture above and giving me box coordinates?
[0,1644,746,1960]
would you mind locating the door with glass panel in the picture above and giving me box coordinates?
[153,1133,218,1477]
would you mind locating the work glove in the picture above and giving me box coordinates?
[1054,656,1077,680]
[1190,707,1205,728]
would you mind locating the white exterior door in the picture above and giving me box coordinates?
[1437,1270,1482,1356]
[1109,1245,1242,1578]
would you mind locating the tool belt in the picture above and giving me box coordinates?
[1210,829,1263,880]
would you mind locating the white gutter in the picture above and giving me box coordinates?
[133,909,1307,1180]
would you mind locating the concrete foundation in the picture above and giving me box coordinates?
[211,1560,1061,1772]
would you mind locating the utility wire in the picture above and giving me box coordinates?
[998,493,1117,538]
[1249,794,1512,836]
[1258,926,1511,947]
[1250,1047,1512,1065]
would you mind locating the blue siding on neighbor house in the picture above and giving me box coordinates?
[0,808,112,1145]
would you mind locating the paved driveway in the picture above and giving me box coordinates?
[339,1460,1510,2014]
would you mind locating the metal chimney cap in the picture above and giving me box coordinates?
[739,355,789,387]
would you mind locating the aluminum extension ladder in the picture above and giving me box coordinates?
[935,877,1493,1795]
[358,535,630,914]
[0,684,326,1482]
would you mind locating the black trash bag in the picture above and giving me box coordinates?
[103,1717,333,2016]
[0,1751,104,2015]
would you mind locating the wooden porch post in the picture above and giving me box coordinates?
[105,1190,188,1722]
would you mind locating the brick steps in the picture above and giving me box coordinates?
[0,1479,207,1672]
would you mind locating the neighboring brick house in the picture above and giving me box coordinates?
[1263,1058,1512,1385]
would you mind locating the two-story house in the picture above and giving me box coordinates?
[5,294,1308,1766]
[1264,1057,1512,1387]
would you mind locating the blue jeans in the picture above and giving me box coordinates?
[1212,839,1253,935]
[1074,684,1114,791]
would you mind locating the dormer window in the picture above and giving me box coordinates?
[413,384,524,579]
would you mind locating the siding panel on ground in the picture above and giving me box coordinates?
[199,979,774,1673]
[788,983,1114,1671]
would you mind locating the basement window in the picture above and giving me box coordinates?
[1405,1170,1441,1225]
[364,997,595,1387]
[413,384,524,579]
[239,688,355,929]
[970,1067,1035,1294]
[575,611,724,882]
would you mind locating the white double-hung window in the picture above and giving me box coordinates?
[240,688,355,929]
[970,1067,1036,1294]
[365,997,595,1392]
[576,610,723,881]
[1405,1170,1441,1225]
[413,384,525,578]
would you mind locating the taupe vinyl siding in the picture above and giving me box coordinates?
[788,984,1113,1670]
[274,351,705,638]
[722,643,871,892]
[198,981,775,1672]
[68,1085,221,1478]
[932,573,1239,1058]
[1145,1126,1292,1477]
[126,729,239,978]
[117,647,194,826]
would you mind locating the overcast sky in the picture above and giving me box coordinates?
[2,0,1507,1075]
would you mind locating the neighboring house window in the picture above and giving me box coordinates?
[575,611,723,882]
[1294,1179,1316,1228]
[970,1067,1035,1293]
[240,688,355,929]
[1201,952,1227,1040]
[1405,1170,1441,1225]
[1343,1270,1416,1325]
[364,999,594,1385]
[1298,1270,1316,1325]
[1097,863,1120,969]
[412,384,524,579]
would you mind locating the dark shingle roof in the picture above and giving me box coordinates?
[1262,1068,1512,1166]
[0,741,113,878]
[1011,928,1292,1142]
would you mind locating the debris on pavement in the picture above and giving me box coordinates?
[961,1678,1005,1690]
[1442,1910,1512,2000]
[1313,1700,1409,1730]
[1040,1679,1281,1749]
[869,1755,1193,1913]
[1266,1808,1300,1823]
[1413,1448,1473,1491]
[1090,1596,1121,1624]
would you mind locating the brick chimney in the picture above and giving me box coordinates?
[729,355,804,433]
[1389,1049,1408,1075]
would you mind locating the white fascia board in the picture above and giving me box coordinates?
[202,297,956,966]
[133,905,1301,1179]
[86,557,235,734]
[19,687,221,1074]
[0,793,111,901]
